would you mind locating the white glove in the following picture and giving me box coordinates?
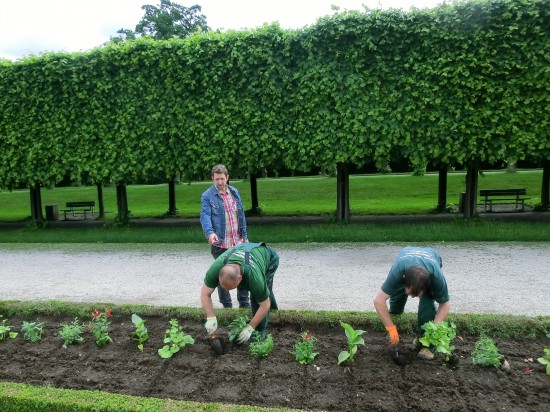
[204,317,217,335]
[237,325,254,344]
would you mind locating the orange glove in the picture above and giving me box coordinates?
[385,325,399,345]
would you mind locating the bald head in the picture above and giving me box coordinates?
[219,264,242,291]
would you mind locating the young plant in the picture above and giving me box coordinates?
[538,333,550,376]
[419,321,457,361]
[59,318,85,346]
[0,316,18,341]
[337,321,365,365]
[228,315,250,342]
[471,337,503,368]
[88,308,113,347]
[158,319,195,359]
[291,331,319,365]
[21,321,45,343]
[131,314,149,351]
[249,332,274,358]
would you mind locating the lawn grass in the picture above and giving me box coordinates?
[0,169,544,221]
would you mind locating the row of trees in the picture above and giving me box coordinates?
[0,0,548,221]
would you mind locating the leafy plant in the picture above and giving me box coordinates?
[59,318,85,346]
[471,337,503,368]
[0,316,18,341]
[158,319,194,359]
[538,333,550,376]
[131,314,149,351]
[88,309,113,347]
[228,315,250,342]
[249,333,274,358]
[291,331,319,365]
[337,321,365,365]
[21,321,45,343]
[419,321,457,361]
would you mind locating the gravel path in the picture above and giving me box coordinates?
[1,243,549,316]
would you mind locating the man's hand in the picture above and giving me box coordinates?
[385,325,399,345]
[204,317,218,335]
[237,325,254,344]
[208,233,219,245]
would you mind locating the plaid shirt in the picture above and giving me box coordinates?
[219,191,241,248]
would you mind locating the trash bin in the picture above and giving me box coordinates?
[45,204,59,221]
[458,192,466,213]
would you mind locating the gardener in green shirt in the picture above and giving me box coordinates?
[201,242,279,344]
[373,246,450,360]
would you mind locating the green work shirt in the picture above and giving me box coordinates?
[204,245,271,303]
[381,247,450,303]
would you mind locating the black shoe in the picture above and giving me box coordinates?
[239,303,251,309]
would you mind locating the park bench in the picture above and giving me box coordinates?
[62,201,96,219]
[479,188,529,212]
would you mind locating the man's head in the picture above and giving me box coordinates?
[211,164,229,192]
[219,264,242,291]
[403,266,430,298]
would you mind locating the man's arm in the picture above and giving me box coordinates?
[199,192,215,240]
[200,284,216,317]
[373,289,394,327]
[249,298,270,329]
[434,301,450,323]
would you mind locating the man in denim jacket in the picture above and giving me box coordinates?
[200,164,250,308]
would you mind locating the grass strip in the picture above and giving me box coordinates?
[1,300,548,340]
[0,382,299,412]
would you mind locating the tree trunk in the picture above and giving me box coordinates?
[96,183,105,218]
[29,183,43,222]
[541,159,549,210]
[249,173,260,215]
[116,183,129,221]
[463,165,479,219]
[336,163,350,222]
[168,178,177,215]
[437,166,448,212]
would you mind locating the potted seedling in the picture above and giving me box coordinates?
[227,315,250,344]
[337,321,365,366]
[249,332,274,358]
[471,336,509,372]
[419,321,459,367]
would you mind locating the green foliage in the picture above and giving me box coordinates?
[538,333,550,376]
[291,331,319,365]
[0,316,18,341]
[249,333,274,358]
[419,321,457,361]
[471,337,503,367]
[228,315,250,342]
[337,321,365,365]
[158,319,194,359]
[131,314,149,351]
[58,318,85,346]
[21,321,45,343]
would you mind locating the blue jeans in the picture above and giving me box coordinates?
[211,245,250,308]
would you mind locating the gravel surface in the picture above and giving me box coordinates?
[1,243,549,316]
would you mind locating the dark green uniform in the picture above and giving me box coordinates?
[382,247,449,335]
[204,242,278,335]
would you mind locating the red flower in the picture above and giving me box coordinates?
[524,367,532,374]
[91,309,101,318]
[305,334,312,341]
[106,309,112,317]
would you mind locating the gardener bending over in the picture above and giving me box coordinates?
[201,242,279,344]
[373,246,450,360]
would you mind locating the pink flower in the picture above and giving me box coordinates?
[106,309,112,317]
[305,334,312,341]
[524,367,532,374]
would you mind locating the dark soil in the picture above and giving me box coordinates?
[1,315,549,411]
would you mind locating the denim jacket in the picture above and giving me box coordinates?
[200,185,248,241]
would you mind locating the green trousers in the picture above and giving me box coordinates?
[389,290,436,336]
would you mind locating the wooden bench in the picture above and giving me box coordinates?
[479,189,529,212]
[62,201,96,219]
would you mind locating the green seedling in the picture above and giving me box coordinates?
[0,316,18,341]
[158,319,194,359]
[419,321,457,361]
[89,309,113,347]
[337,321,365,365]
[21,321,45,343]
[291,331,319,365]
[228,315,250,342]
[471,337,503,367]
[131,314,149,351]
[538,334,550,376]
[249,333,274,358]
[59,318,85,346]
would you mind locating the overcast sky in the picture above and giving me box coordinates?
[0,0,444,61]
